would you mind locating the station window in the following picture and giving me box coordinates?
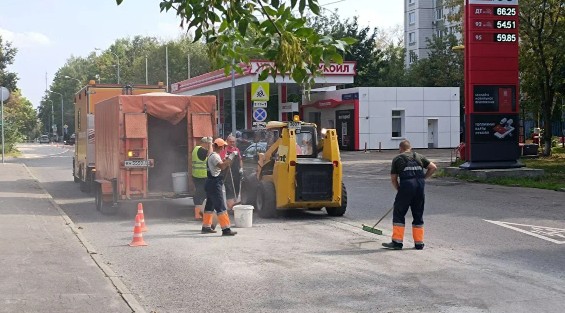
[392,110,405,138]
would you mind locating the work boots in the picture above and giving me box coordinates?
[415,243,425,250]
[201,227,217,234]
[222,228,237,236]
[382,241,403,250]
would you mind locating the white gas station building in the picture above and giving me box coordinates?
[171,60,460,150]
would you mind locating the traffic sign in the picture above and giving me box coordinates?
[253,101,268,108]
[253,108,267,122]
[253,122,266,129]
[251,82,269,101]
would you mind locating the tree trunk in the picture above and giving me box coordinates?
[542,99,553,156]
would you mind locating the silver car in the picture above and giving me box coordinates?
[39,135,50,144]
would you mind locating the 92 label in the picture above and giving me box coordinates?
[494,33,517,42]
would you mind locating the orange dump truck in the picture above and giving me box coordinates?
[93,93,217,214]
[73,81,166,192]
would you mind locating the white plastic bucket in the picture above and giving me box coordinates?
[233,205,254,228]
[171,172,189,194]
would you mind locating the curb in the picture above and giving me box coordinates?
[22,164,146,313]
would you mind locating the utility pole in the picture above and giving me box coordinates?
[165,46,169,92]
[187,54,191,79]
[230,59,236,136]
[145,55,148,85]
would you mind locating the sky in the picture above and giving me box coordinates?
[0,0,403,107]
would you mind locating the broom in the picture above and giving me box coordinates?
[361,207,394,235]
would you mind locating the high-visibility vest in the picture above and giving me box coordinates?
[192,146,207,178]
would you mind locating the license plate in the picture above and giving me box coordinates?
[124,160,151,168]
[288,122,301,129]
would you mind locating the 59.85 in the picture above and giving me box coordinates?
[494,33,517,42]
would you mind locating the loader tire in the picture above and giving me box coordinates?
[241,173,259,206]
[326,183,347,217]
[256,180,277,218]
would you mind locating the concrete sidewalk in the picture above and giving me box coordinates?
[0,163,135,313]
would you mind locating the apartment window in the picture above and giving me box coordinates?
[435,8,443,20]
[409,32,416,45]
[409,0,415,4]
[409,12,416,25]
[409,52,417,64]
[392,110,405,137]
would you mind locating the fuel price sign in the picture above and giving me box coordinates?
[462,0,521,169]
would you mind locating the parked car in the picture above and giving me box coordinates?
[242,142,267,162]
[236,129,268,152]
[39,135,50,144]
[65,133,75,145]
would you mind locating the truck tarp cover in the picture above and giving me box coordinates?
[95,93,216,184]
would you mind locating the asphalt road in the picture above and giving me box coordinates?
[11,143,565,313]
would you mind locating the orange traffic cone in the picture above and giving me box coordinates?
[129,214,148,247]
[137,203,148,232]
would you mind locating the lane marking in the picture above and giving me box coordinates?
[485,220,565,244]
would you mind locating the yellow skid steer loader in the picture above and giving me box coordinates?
[241,116,347,218]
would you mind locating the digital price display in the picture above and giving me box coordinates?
[463,0,521,168]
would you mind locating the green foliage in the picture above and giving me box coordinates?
[310,11,407,87]
[0,36,18,91]
[117,0,353,88]
[519,0,565,156]
[407,34,463,87]
[0,36,37,152]
[37,35,211,136]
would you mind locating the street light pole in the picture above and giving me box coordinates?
[46,99,54,136]
[49,91,64,140]
[1,86,10,164]
[64,75,82,88]
[145,55,148,85]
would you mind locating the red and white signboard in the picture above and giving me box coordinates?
[462,0,521,169]
[249,61,356,76]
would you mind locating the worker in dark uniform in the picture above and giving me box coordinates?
[201,138,237,236]
[192,136,212,219]
[383,140,437,250]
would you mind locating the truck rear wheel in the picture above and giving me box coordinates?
[256,180,277,218]
[326,183,347,217]
[95,184,118,215]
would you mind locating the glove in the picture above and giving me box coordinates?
[228,153,236,161]
[239,168,244,175]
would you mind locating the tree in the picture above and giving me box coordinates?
[0,35,37,152]
[519,0,565,156]
[407,34,463,88]
[0,35,18,91]
[310,14,379,87]
[1,90,38,151]
[37,36,212,135]
[117,0,355,88]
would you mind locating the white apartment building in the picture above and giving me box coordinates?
[404,0,461,67]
